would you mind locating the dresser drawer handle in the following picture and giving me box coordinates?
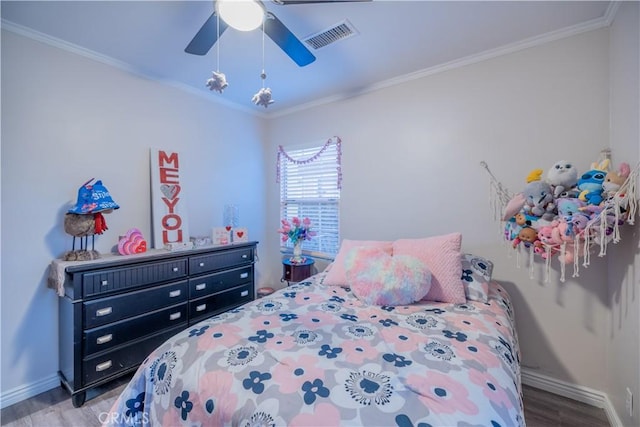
[169,312,182,321]
[96,307,112,317]
[241,254,248,259]
[96,334,113,345]
[196,304,207,312]
[199,262,205,267]
[101,280,108,286]
[172,267,179,272]
[96,360,112,372]
[240,272,249,279]
[169,290,181,298]
[195,283,206,291]
[241,290,249,297]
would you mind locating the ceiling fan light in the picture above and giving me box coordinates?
[217,0,264,32]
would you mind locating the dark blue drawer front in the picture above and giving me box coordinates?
[189,247,254,275]
[84,302,188,355]
[83,280,188,329]
[189,265,253,298]
[189,283,253,324]
[82,325,185,385]
[82,259,187,298]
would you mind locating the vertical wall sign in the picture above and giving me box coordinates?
[150,148,190,249]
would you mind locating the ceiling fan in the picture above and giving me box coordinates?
[185,0,370,67]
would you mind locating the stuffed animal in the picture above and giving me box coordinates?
[556,198,587,237]
[512,226,539,248]
[546,160,578,198]
[578,159,610,205]
[526,168,543,183]
[603,162,630,198]
[522,180,556,220]
[537,224,561,259]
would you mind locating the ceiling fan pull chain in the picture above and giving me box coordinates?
[252,17,274,108]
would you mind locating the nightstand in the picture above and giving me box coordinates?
[281,257,315,285]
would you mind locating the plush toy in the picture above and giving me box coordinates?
[512,226,539,248]
[526,169,543,183]
[522,180,556,220]
[602,162,630,198]
[502,192,526,221]
[578,159,610,205]
[252,87,274,108]
[556,198,586,237]
[536,224,561,259]
[546,160,578,198]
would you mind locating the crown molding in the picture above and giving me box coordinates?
[0,19,263,118]
[271,13,612,118]
[2,11,613,121]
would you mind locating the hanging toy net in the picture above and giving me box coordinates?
[482,152,638,282]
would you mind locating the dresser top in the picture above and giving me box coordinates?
[47,241,258,297]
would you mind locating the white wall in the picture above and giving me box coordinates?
[0,30,266,404]
[264,29,612,391]
[607,2,640,425]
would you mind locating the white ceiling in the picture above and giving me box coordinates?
[1,1,613,116]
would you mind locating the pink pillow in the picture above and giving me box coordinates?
[392,233,464,303]
[344,247,431,306]
[324,239,393,287]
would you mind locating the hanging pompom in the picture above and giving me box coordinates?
[206,71,228,93]
[252,87,274,108]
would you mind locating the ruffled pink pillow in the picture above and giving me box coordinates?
[392,233,464,303]
[344,247,431,306]
[324,239,393,287]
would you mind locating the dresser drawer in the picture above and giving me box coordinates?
[189,265,253,298]
[84,303,188,355]
[189,283,253,324]
[84,281,188,329]
[82,325,184,385]
[189,247,253,275]
[82,259,187,298]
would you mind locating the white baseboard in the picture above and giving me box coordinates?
[521,368,623,427]
[0,373,60,410]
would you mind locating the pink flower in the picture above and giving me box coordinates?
[290,402,341,426]
[406,371,479,415]
[292,217,301,226]
[302,217,311,227]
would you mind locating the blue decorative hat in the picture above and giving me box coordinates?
[68,178,119,214]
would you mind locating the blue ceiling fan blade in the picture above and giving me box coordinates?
[185,11,229,55]
[263,11,316,67]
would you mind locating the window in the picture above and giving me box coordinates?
[278,137,341,258]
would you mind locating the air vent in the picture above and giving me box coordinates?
[303,20,358,50]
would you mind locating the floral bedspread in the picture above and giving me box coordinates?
[105,272,524,427]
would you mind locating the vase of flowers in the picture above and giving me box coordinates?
[279,217,315,263]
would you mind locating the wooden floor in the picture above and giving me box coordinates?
[1,380,611,427]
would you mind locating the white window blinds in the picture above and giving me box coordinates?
[278,138,341,257]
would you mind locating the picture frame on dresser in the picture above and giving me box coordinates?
[53,241,258,407]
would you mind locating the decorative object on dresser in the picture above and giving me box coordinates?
[63,178,119,261]
[47,241,258,407]
[150,148,190,249]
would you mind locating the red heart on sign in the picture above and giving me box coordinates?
[236,231,244,238]
[225,225,232,231]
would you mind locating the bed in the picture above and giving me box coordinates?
[104,243,524,427]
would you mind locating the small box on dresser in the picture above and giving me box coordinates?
[56,241,258,407]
